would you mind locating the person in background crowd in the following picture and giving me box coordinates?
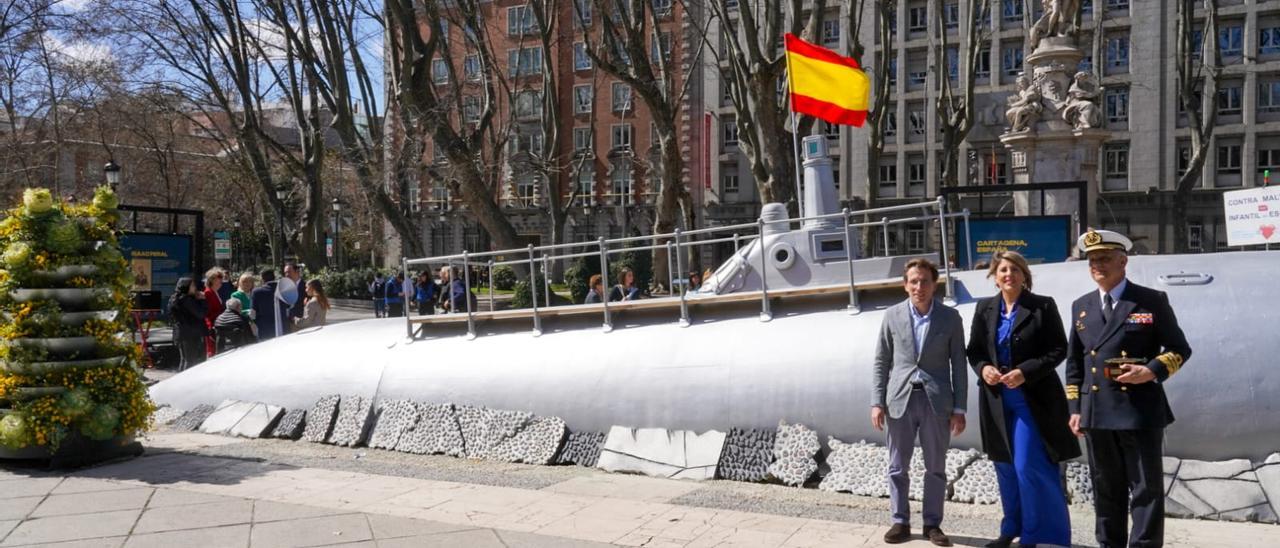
[370,274,387,318]
[213,298,255,351]
[215,268,234,303]
[966,251,1077,548]
[169,277,207,371]
[610,268,641,301]
[872,258,968,546]
[297,279,330,329]
[251,269,280,339]
[688,270,703,292]
[283,262,305,329]
[230,273,254,320]
[202,268,225,357]
[385,272,405,317]
[415,271,438,315]
[441,266,476,313]
[584,274,605,304]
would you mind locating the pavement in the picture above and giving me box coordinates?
[0,432,1272,548]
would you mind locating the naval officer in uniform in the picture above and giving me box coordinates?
[1066,229,1192,548]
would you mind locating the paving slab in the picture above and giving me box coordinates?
[0,497,42,521]
[252,500,349,523]
[366,513,472,539]
[0,509,140,546]
[6,538,126,548]
[248,512,372,547]
[377,528,506,548]
[121,524,250,548]
[30,487,153,518]
[48,478,136,496]
[144,489,241,508]
[132,499,253,534]
[0,478,62,500]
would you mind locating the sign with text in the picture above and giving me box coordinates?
[1223,186,1280,246]
[120,233,194,307]
[214,239,231,259]
[957,216,1072,266]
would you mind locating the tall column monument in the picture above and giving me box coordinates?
[1000,1,1108,228]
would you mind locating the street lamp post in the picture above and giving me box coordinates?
[331,198,343,270]
[233,220,241,272]
[275,187,288,262]
[103,160,121,192]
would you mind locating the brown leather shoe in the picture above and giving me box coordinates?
[883,523,912,544]
[923,526,953,547]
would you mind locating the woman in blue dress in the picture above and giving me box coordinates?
[966,251,1080,548]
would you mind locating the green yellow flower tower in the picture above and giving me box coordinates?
[0,187,154,462]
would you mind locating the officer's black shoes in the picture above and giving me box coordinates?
[985,535,1015,548]
[923,526,953,547]
[883,523,911,544]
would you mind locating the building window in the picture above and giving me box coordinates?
[1104,143,1129,190]
[573,85,593,114]
[908,7,927,32]
[1002,46,1023,77]
[1187,223,1203,252]
[516,175,538,205]
[907,157,926,197]
[573,127,592,152]
[888,57,897,86]
[573,42,591,70]
[822,19,840,46]
[508,5,536,36]
[909,69,927,86]
[722,118,739,148]
[1258,141,1280,185]
[884,111,897,138]
[823,121,840,139]
[943,3,959,29]
[463,54,480,81]
[611,82,632,111]
[611,124,633,150]
[508,47,542,77]
[1218,144,1242,175]
[1002,0,1023,23]
[652,0,672,16]
[409,185,421,213]
[1218,84,1243,116]
[575,168,596,207]
[463,96,480,124]
[574,0,592,26]
[722,165,739,195]
[514,90,542,120]
[610,160,633,205]
[1106,0,1129,9]
[1177,143,1191,177]
[650,32,673,63]
[430,182,450,211]
[975,48,992,79]
[1259,79,1280,113]
[508,130,544,156]
[431,58,448,84]
[1105,87,1129,126]
[907,225,926,253]
[946,47,959,81]
[878,163,898,198]
[1262,27,1280,55]
[909,109,926,135]
[1220,24,1243,58]
[1106,35,1129,72]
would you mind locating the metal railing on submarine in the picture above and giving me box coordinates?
[402,196,972,340]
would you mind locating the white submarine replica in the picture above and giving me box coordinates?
[152,136,1279,462]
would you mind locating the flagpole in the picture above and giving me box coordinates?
[785,52,805,217]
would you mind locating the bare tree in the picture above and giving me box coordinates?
[696,0,826,211]
[933,0,991,189]
[385,0,524,256]
[1172,0,1221,252]
[856,1,893,223]
[577,0,703,285]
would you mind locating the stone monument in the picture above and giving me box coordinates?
[1000,0,1108,226]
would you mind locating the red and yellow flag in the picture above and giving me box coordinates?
[784,33,870,127]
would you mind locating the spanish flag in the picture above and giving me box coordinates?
[785,33,870,127]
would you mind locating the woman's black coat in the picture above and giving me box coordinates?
[966,291,1081,464]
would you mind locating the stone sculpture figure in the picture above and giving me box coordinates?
[1062,71,1103,129]
[1006,75,1043,133]
[1029,0,1082,51]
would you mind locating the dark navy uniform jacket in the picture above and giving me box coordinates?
[1066,280,1192,430]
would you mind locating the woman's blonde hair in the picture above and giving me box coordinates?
[986,250,1033,290]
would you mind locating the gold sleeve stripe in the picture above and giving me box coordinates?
[1157,352,1184,376]
[1065,385,1080,400]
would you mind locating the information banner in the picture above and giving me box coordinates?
[956,216,1072,266]
[1223,186,1280,246]
[214,239,231,259]
[119,233,194,306]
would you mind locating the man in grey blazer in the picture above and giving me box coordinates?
[872,258,968,546]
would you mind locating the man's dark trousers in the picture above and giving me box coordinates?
[1086,428,1164,548]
